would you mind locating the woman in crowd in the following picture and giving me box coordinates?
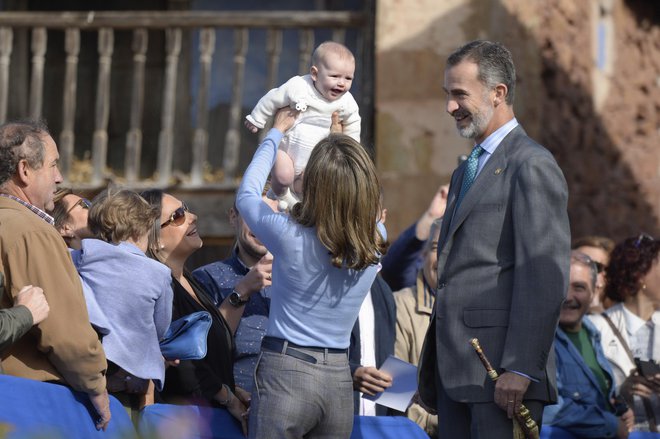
[50,187,94,249]
[589,234,660,432]
[140,189,250,435]
[237,107,387,438]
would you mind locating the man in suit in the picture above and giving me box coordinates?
[417,40,571,438]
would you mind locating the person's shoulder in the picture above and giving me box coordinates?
[339,91,359,109]
[581,315,600,334]
[193,258,237,278]
[393,286,416,305]
[0,200,48,231]
[284,75,309,89]
[137,251,171,278]
[505,125,554,160]
[0,208,62,250]
[584,313,605,328]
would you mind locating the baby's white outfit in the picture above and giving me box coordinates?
[246,74,361,175]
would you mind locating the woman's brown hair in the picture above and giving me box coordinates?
[290,134,387,270]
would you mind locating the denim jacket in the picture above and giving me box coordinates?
[543,318,620,438]
[192,251,270,393]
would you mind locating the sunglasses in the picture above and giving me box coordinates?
[161,202,189,228]
[634,233,654,248]
[66,197,91,215]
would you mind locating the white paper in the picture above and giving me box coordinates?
[362,355,418,412]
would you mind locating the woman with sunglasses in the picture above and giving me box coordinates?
[589,234,660,432]
[50,187,94,249]
[140,189,251,435]
[237,108,387,439]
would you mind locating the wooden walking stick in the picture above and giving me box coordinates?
[470,338,540,439]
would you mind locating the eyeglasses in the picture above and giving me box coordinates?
[593,261,605,274]
[66,197,91,215]
[161,202,189,228]
[634,233,654,248]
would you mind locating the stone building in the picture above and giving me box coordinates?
[0,0,657,262]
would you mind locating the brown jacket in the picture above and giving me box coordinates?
[0,197,107,395]
[393,273,438,437]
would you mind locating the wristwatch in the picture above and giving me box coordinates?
[228,290,249,307]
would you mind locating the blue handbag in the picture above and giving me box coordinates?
[159,311,212,361]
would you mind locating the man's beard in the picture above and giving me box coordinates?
[455,102,493,139]
[240,238,268,262]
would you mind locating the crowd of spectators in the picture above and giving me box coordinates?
[0,41,659,439]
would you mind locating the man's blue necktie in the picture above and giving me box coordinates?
[455,144,484,210]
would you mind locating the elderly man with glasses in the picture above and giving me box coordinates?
[543,251,634,438]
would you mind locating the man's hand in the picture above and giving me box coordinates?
[415,184,450,241]
[14,285,49,325]
[494,372,531,419]
[244,119,259,134]
[89,390,111,431]
[619,408,634,434]
[352,366,392,396]
[621,372,660,399]
[234,253,273,297]
[272,107,299,133]
[234,385,251,408]
[217,387,248,437]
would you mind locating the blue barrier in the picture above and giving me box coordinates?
[0,375,427,438]
[1,375,655,439]
[0,375,135,439]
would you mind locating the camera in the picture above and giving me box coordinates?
[635,358,660,379]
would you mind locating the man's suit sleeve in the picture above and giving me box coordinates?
[0,306,32,353]
[501,153,570,379]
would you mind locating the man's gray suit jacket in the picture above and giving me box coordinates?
[417,125,571,408]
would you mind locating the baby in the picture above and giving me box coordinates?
[245,41,361,210]
[71,188,172,406]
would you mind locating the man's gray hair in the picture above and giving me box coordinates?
[0,119,50,187]
[570,250,598,290]
[447,40,516,105]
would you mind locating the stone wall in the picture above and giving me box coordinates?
[537,0,660,241]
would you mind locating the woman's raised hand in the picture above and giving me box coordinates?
[273,107,300,133]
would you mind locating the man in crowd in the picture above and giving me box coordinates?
[393,219,442,435]
[543,251,634,438]
[417,40,571,438]
[193,198,275,393]
[0,120,111,430]
[381,184,448,292]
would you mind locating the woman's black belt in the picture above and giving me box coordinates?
[261,336,348,364]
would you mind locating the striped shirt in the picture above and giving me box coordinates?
[0,193,55,226]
